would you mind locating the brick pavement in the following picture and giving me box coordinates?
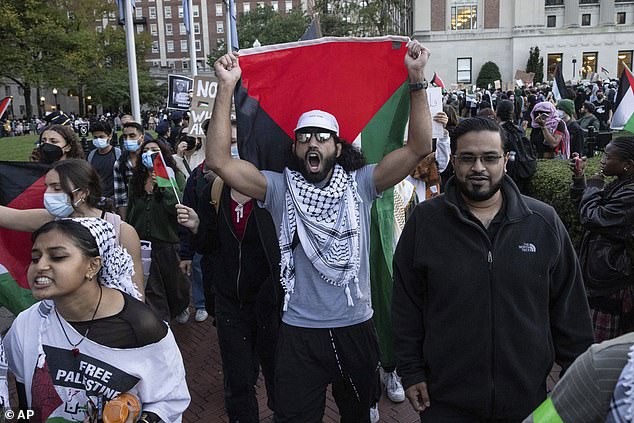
[171,316,421,423]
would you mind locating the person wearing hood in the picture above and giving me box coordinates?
[155,121,172,151]
[530,101,571,159]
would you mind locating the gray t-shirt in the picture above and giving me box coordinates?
[261,164,380,328]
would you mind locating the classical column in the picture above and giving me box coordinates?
[599,0,615,26]
[564,0,579,27]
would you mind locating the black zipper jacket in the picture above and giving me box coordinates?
[191,181,282,311]
[393,175,593,420]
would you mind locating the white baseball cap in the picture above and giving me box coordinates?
[294,110,339,136]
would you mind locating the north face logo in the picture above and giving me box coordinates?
[519,243,536,253]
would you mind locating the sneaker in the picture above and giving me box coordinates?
[194,309,209,322]
[175,308,190,324]
[384,370,405,403]
[370,404,380,423]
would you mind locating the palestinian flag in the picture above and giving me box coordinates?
[611,65,634,133]
[0,162,50,315]
[0,97,11,119]
[235,36,411,367]
[552,62,567,102]
[153,151,177,189]
[431,72,445,89]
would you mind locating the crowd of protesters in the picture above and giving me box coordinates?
[1,43,634,423]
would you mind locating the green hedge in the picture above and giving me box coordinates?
[528,156,605,247]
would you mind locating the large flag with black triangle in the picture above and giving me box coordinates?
[611,65,634,133]
[234,36,411,367]
[552,62,567,102]
[0,162,49,315]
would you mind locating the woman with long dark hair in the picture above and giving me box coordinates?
[37,124,84,163]
[571,136,634,342]
[126,139,190,322]
[3,218,189,422]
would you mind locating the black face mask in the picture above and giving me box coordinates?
[182,136,197,151]
[39,143,64,164]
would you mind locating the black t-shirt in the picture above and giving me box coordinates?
[70,292,168,348]
[89,147,117,197]
[593,100,612,124]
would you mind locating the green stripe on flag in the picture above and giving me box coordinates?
[625,113,634,134]
[532,398,564,423]
[155,175,173,188]
[0,269,36,316]
[365,81,410,367]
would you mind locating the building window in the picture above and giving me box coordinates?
[149,7,156,19]
[166,23,173,35]
[547,53,563,80]
[194,23,200,34]
[109,11,116,18]
[457,58,472,83]
[272,1,278,11]
[582,52,598,78]
[581,14,591,26]
[217,21,224,33]
[164,6,172,18]
[193,5,200,17]
[5,86,11,96]
[180,23,186,34]
[285,1,292,11]
[181,40,188,52]
[137,24,145,33]
[618,51,633,78]
[243,3,251,13]
[167,40,174,53]
[547,15,556,27]
[183,61,189,70]
[216,4,223,16]
[152,41,159,53]
[451,5,477,30]
[195,40,201,51]
[545,0,563,5]
[96,25,103,33]
[617,12,626,25]
[135,7,143,18]
[257,2,265,8]
[150,24,158,35]
[178,6,183,18]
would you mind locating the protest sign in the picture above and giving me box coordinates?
[187,75,217,137]
[167,74,194,110]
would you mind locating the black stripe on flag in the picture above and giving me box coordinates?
[0,161,50,205]
[234,81,293,172]
[552,62,567,101]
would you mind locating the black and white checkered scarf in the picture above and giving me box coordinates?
[280,164,362,311]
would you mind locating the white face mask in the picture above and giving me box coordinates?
[43,188,82,218]
[92,137,109,149]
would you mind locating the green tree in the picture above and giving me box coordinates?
[526,46,545,84]
[236,6,308,48]
[314,0,411,37]
[476,61,502,90]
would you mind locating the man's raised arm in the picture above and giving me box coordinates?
[206,52,267,202]
[374,40,433,193]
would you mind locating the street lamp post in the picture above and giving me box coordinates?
[572,57,577,81]
[39,96,46,118]
[52,88,59,111]
[86,96,92,115]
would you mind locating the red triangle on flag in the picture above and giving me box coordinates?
[239,37,409,143]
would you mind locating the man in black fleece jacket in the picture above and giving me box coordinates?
[392,117,593,421]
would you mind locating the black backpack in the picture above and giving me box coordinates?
[502,121,537,181]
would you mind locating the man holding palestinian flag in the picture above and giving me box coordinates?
[207,39,432,421]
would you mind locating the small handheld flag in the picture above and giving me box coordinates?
[431,73,445,89]
[552,62,567,102]
[0,97,12,120]
[152,151,181,203]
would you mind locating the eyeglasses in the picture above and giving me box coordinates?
[454,154,504,165]
[295,130,333,144]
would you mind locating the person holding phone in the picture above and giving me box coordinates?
[529,101,570,159]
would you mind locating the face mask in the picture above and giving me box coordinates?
[142,151,156,169]
[558,110,566,119]
[231,143,240,159]
[124,140,141,152]
[43,192,75,217]
[92,137,109,149]
[597,95,604,101]
[39,143,64,164]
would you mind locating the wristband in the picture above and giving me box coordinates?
[409,81,428,92]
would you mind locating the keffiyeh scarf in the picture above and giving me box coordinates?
[279,165,362,311]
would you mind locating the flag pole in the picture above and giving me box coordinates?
[188,0,197,77]
[124,0,141,122]
[225,0,232,52]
